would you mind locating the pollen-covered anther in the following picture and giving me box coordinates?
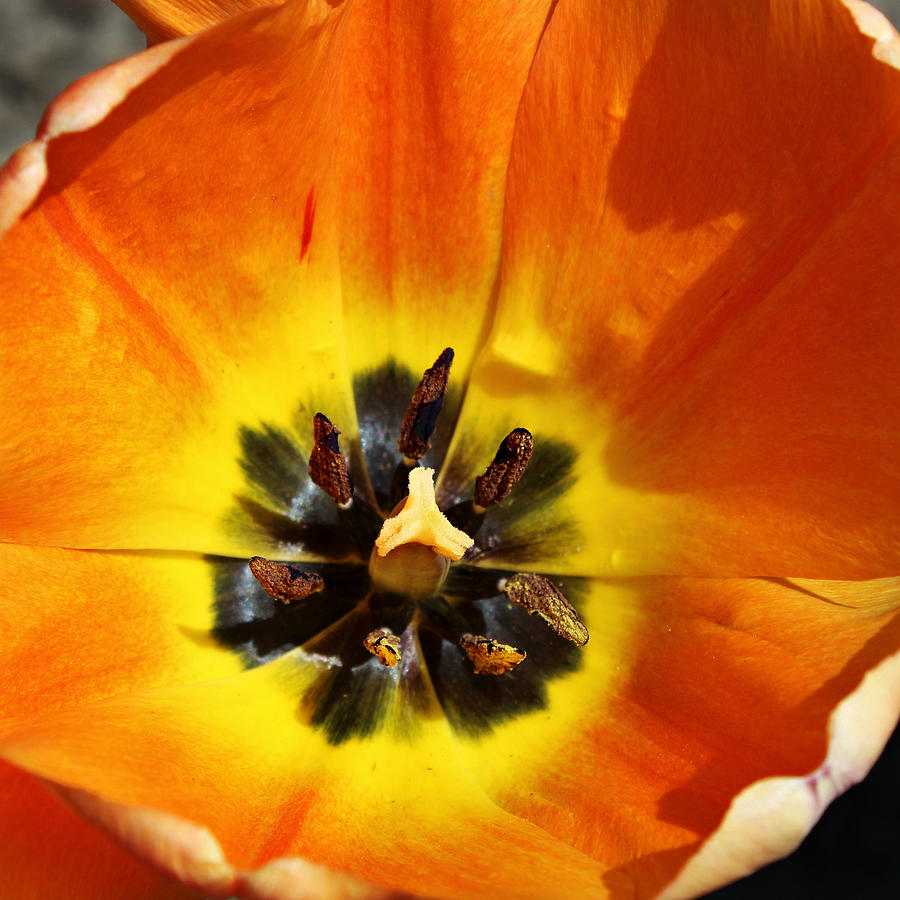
[474,428,534,512]
[363,628,402,668]
[248,557,324,604]
[375,467,473,560]
[397,348,454,461]
[502,572,588,646]
[308,413,353,505]
[459,633,526,675]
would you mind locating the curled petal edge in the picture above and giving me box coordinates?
[113,0,280,46]
[843,0,900,69]
[659,648,900,900]
[0,36,193,238]
[50,779,409,900]
[234,858,413,900]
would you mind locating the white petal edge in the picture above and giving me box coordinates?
[0,36,193,238]
[658,647,900,900]
[50,779,409,900]
[843,0,900,69]
[55,781,236,896]
[235,857,410,900]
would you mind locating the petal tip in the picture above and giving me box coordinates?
[236,857,399,900]
[658,648,900,900]
[53,783,237,897]
[36,36,193,143]
[843,0,900,69]
[42,777,399,899]
[0,36,192,240]
[0,141,48,238]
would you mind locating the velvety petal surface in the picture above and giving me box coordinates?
[444,0,900,578]
[334,0,552,387]
[117,0,558,422]
[0,0,356,558]
[0,544,241,733]
[0,760,196,899]
[3,576,896,899]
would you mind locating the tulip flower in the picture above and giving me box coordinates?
[2,0,899,898]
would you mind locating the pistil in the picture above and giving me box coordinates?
[375,468,473,560]
[369,468,472,600]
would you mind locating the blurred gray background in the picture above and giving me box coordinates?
[1,1,899,898]
[1,0,144,158]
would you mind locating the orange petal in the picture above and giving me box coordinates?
[456,0,900,577]
[4,576,897,898]
[336,0,553,380]
[112,0,280,44]
[0,0,357,558]
[0,760,197,898]
[0,544,241,735]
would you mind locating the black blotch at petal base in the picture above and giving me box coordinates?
[211,358,585,743]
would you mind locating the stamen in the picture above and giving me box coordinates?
[375,467,473,560]
[308,413,353,505]
[364,628,402,667]
[501,573,589,646]
[459,633,526,675]
[397,348,454,461]
[474,428,533,512]
[248,557,324,604]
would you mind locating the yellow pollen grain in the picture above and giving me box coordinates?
[375,467,474,561]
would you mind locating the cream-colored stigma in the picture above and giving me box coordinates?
[375,467,474,560]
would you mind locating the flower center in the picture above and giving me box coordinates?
[248,349,587,675]
[213,351,590,742]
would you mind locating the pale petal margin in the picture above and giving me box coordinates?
[844,0,900,69]
[0,37,192,237]
[52,780,411,900]
[659,648,900,899]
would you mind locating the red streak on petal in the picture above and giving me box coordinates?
[299,187,316,262]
